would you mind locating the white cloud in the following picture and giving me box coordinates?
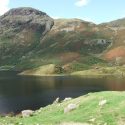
[75,0,88,7]
[0,0,10,15]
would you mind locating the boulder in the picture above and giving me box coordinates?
[53,97,60,104]
[99,100,107,106]
[89,118,96,122]
[60,122,90,125]
[21,110,34,117]
[63,97,72,102]
[64,103,77,113]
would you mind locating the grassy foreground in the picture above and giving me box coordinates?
[1,91,125,125]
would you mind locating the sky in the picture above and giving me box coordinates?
[0,0,125,24]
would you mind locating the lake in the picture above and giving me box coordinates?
[0,71,125,114]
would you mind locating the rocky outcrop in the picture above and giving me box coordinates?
[0,7,54,65]
[0,7,54,35]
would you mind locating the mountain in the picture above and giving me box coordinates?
[102,18,125,27]
[41,19,112,54]
[0,7,125,73]
[17,18,112,72]
[0,7,54,69]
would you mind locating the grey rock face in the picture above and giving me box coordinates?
[0,7,54,64]
[0,7,54,35]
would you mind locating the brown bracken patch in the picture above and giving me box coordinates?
[59,52,80,63]
[104,46,125,60]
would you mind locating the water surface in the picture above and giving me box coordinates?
[0,71,125,114]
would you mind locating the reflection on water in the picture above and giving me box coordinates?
[0,71,125,114]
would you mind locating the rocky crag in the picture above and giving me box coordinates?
[0,7,54,68]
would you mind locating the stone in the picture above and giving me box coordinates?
[53,97,60,104]
[104,123,107,125]
[19,123,23,125]
[63,97,72,102]
[64,103,77,113]
[99,100,107,106]
[60,122,91,125]
[89,118,96,122]
[21,110,34,117]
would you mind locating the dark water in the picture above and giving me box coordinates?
[0,71,125,114]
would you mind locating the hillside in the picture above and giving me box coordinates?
[1,8,125,73]
[101,20,125,64]
[15,18,114,73]
[0,7,54,70]
[13,18,113,72]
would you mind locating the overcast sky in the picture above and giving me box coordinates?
[0,0,125,24]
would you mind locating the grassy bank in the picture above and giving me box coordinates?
[0,91,125,125]
[71,66,125,77]
[19,64,125,78]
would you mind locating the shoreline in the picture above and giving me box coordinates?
[0,91,125,125]
[0,69,124,78]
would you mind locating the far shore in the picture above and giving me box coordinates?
[1,65,125,78]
